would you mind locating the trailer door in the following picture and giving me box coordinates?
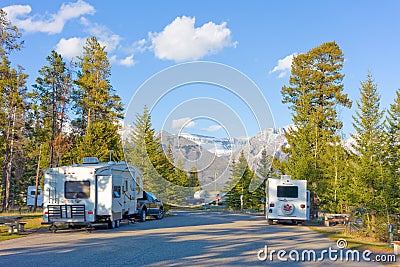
[96,175,112,216]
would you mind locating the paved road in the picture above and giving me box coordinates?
[0,211,392,266]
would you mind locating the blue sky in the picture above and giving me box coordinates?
[2,0,400,139]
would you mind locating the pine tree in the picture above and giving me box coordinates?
[30,50,72,167]
[70,36,124,162]
[0,62,28,210]
[0,10,27,210]
[383,89,400,214]
[73,36,123,134]
[281,41,352,211]
[224,151,254,210]
[68,121,124,164]
[127,107,173,201]
[250,147,272,211]
[351,72,385,236]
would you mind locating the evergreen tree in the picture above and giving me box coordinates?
[382,89,400,214]
[30,50,72,167]
[0,9,23,57]
[250,147,272,211]
[281,41,352,211]
[225,151,254,210]
[0,10,27,210]
[127,107,173,201]
[351,73,386,236]
[73,36,123,134]
[70,36,124,162]
[0,62,28,210]
[68,121,123,164]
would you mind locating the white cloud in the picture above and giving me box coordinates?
[269,53,297,78]
[110,54,135,67]
[119,55,135,67]
[172,117,196,129]
[150,16,234,62]
[202,125,223,132]
[3,0,95,34]
[55,37,85,60]
[80,17,122,53]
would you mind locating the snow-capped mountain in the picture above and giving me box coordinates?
[178,133,248,157]
[238,127,289,171]
[158,128,289,180]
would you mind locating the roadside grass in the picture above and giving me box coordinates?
[308,225,393,254]
[0,210,46,241]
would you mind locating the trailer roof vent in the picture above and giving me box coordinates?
[281,175,291,182]
[82,157,99,164]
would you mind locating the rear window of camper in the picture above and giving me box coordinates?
[277,186,298,198]
[65,181,90,199]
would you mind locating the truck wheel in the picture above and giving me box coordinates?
[115,220,120,228]
[140,209,147,222]
[155,208,164,220]
[108,220,115,229]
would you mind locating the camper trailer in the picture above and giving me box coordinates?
[266,175,310,225]
[27,186,43,208]
[42,157,143,230]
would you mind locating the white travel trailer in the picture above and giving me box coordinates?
[266,175,310,224]
[27,186,43,207]
[42,157,143,230]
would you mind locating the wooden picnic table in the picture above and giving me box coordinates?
[0,216,25,234]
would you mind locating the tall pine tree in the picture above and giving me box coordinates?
[281,41,352,211]
[0,10,27,210]
[70,36,124,163]
[351,73,386,236]
[73,36,124,133]
[31,50,72,168]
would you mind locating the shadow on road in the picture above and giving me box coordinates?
[0,210,383,266]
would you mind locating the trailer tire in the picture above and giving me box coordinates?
[115,220,120,228]
[267,219,273,225]
[140,209,147,222]
[108,220,115,229]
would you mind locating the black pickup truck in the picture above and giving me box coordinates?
[136,191,164,222]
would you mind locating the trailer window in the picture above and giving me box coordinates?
[113,186,121,198]
[30,190,41,195]
[277,186,298,198]
[65,181,90,199]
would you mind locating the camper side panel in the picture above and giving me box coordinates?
[27,186,43,207]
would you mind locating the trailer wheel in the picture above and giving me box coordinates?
[267,219,273,225]
[49,223,58,233]
[115,220,120,228]
[140,209,147,222]
[108,220,115,229]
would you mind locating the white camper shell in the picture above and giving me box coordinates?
[266,175,310,224]
[42,157,143,230]
[27,186,43,207]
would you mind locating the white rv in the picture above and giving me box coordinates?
[27,186,43,207]
[42,157,143,230]
[266,175,310,224]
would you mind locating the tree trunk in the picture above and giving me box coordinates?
[2,107,16,210]
[34,144,42,212]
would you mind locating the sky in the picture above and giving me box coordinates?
[1,0,400,140]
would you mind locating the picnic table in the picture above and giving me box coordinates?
[0,216,26,234]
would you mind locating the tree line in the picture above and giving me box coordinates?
[0,10,124,210]
[224,41,400,240]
